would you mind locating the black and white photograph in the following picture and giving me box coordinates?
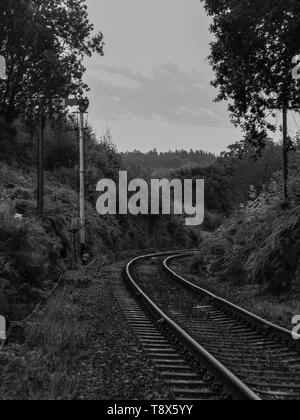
[0,0,300,405]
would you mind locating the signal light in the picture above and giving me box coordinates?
[0,55,7,80]
[79,98,89,113]
[50,96,89,113]
[0,315,6,340]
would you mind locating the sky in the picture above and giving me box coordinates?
[84,0,242,154]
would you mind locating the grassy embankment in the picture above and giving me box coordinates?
[0,160,194,399]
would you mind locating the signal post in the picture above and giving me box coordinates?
[52,96,90,258]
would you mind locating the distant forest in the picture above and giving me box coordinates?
[121,149,216,171]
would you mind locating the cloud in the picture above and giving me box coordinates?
[88,63,227,127]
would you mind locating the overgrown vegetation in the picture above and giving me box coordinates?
[0,284,88,400]
[173,140,284,232]
[0,117,197,321]
[0,268,172,400]
[190,152,300,295]
[0,0,104,121]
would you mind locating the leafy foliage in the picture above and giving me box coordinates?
[0,0,104,121]
[191,169,300,294]
[0,199,63,318]
[175,140,283,217]
[201,0,300,146]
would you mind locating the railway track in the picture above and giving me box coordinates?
[111,251,300,400]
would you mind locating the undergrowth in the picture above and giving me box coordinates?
[191,170,300,295]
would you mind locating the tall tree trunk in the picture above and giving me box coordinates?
[282,107,289,201]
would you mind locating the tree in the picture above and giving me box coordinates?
[0,0,104,121]
[201,0,300,198]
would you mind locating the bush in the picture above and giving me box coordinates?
[10,187,32,201]
[246,206,300,294]
[0,200,64,318]
[203,211,224,231]
[191,172,300,294]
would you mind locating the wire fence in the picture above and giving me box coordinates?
[0,246,185,351]
[0,272,64,351]
[0,250,140,350]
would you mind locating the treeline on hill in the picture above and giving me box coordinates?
[121,149,216,174]
[173,140,284,230]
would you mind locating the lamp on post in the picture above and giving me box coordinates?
[0,55,7,120]
[0,55,6,80]
[78,97,89,258]
[50,95,90,260]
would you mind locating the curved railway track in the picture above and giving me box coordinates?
[111,251,300,400]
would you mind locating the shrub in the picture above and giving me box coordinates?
[0,200,64,318]
[10,187,33,201]
[203,211,224,232]
[191,172,300,294]
[245,206,300,294]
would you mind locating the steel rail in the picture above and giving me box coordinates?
[125,251,261,401]
[163,253,297,348]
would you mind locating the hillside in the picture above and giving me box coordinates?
[0,119,197,323]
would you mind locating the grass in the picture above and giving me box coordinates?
[0,264,171,400]
[0,284,88,400]
[171,258,300,330]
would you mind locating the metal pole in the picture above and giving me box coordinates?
[79,110,86,254]
[282,107,289,201]
[37,97,45,214]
